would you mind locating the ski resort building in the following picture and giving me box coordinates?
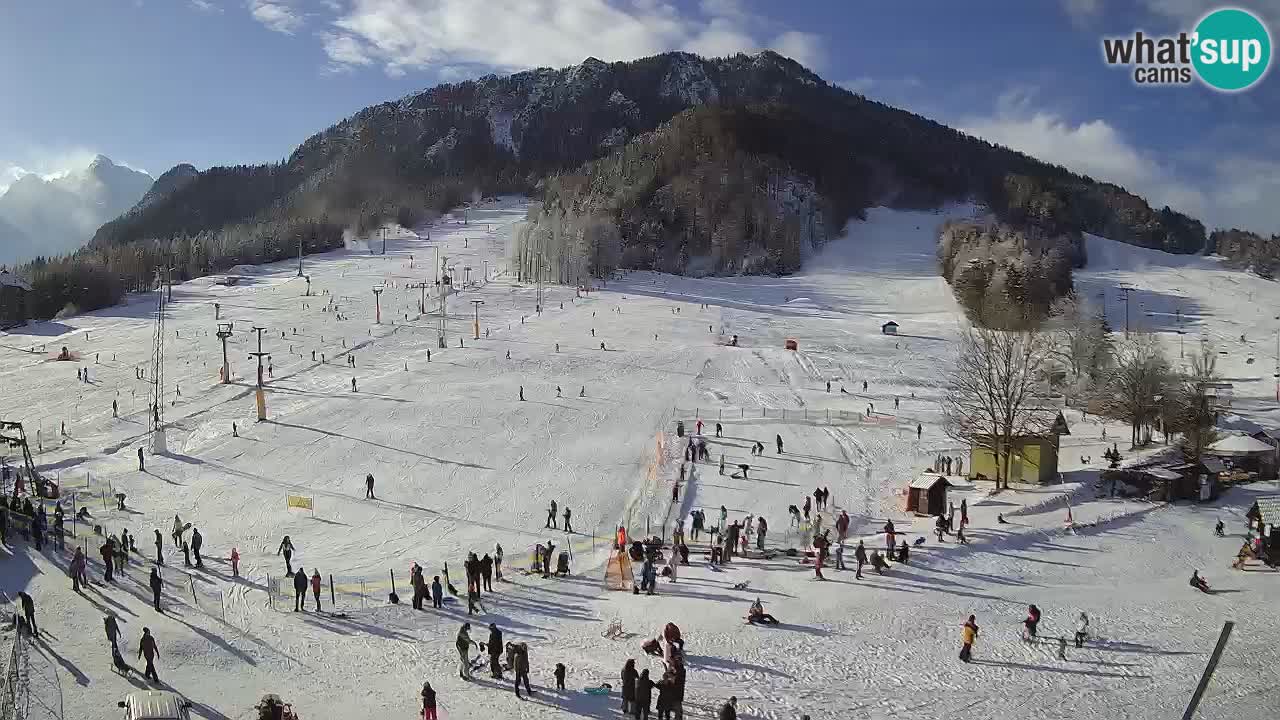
[881,320,898,335]
[0,270,30,329]
[967,412,1070,485]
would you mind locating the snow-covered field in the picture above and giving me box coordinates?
[1,198,1276,719]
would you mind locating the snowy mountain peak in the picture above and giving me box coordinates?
[0,153,153,266]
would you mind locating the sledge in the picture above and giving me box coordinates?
[731,581,750,590]
[584,684,612,696]
[111,646,132,677]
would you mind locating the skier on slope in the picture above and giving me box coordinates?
[546,500,558,529]
[776,434,784,454]
[153,529,163,565]
[365,473,376,499]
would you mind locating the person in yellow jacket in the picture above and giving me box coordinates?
[959,615,979,663]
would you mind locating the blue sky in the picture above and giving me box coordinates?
[1,0,1277,234]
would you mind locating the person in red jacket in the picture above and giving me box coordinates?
[310,570,323,612]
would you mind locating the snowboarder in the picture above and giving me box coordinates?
[563,507,573,533]
[960,615,979,662]
[365,472,375,499]
[579,386,586,397]
[149,568,163,612]
[775,434,783,454]
[456,623,476,680]
[138,628,159,681]
[1074,612,1089,648]
[311,569,322,611]
[190,527,203,568]
[278,535,295,575]
[293,566,308,611]
[546,500,558,529]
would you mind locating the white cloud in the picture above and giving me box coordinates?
[963,97,1207,218]
[961,89,1280,234]
[249,0,304,35]
[190,0,223,13]
[321,0,821,76]
[768,30,824,70]
[321,31,372,67]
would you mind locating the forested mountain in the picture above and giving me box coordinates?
[13,51,1215,320]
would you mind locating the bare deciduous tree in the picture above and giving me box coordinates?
[942,325,1055,490]
[1096,333,1170,449]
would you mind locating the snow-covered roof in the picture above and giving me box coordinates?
[1144,467,1181,481]
[0,270,31,291]
[1206,434,1276,456]
[882,320,898,327]
[1254,497,1280,524]
[910,474,950,489]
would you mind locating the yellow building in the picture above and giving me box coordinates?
[968,412,1070,485]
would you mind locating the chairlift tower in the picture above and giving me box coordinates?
[217,323,234,384]
[248,326,269,421]
[148,267,168,453]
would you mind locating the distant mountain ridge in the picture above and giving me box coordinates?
[0,155,152,266]
[18,51,1217,321]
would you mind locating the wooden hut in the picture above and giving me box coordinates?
[906,475,953,516]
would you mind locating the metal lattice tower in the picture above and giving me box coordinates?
[147,268,166,439]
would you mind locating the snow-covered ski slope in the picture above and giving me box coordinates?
[0,199,1275,720]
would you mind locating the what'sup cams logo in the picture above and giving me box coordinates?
[1103,7,1271,91]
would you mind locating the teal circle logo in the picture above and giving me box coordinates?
[1192,8,1271,91]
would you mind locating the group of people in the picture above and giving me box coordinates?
[934,455,963,476]
[959,607,1091,663]
[624,623,688,719]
